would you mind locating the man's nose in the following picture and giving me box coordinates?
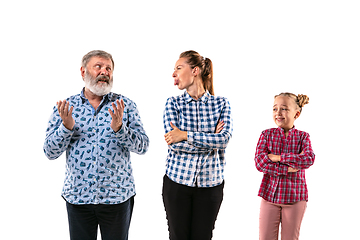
[100,68,109,75]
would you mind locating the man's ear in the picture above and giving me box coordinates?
[80,66,85,80]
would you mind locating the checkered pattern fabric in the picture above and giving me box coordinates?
[255,127,315,204]
[163,91,233,187]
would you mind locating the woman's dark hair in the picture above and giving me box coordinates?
[179,50,214,95]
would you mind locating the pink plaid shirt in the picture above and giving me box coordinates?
[255,127,315,204]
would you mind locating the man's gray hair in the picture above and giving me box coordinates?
[81,50,114,69]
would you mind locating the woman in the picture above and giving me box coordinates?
[162,50,233,240]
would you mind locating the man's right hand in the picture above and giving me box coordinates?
[57,100,75,130]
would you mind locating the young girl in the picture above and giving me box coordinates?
[255,92,315,240]
[162,50,233,240]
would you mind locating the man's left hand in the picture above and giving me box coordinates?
[109,99,125,132]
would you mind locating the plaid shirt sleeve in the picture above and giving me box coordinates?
[164,95,233,153]
[280,132,315,170]
[187,99,232,150]
[163,97,212,153]
[254,131,288,176]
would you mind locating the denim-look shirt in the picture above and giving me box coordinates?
[44,89,149,205]
[163,91,233,188]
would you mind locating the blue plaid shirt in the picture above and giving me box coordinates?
[44,89,149,204]
[163,91,233,187]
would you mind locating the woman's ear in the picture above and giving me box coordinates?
[294,111,301,119]
[192,66,199,76]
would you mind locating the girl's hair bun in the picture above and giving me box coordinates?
[297,94,309,108]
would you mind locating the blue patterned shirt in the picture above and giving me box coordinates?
[44,89,149,205]
[163,91,233,187]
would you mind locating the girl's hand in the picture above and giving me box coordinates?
[288,167,299,173]
[268,150,303,163]
[164,122,187,145]
[215,120,225,133]
[268,154,281,162]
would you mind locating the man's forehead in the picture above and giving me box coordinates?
[88,56,113,66]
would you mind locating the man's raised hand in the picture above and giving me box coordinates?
[57,100,75,130]
[108,99,125,133]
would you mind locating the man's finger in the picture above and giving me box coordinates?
[68,106,74,116]
[108,108,115,118]
[58,100,67,114]
[111,102,118,115]
[120,99,125,109]
[65,101,70,115]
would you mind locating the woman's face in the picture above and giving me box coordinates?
[273,96,300,132]
[172,57,195,90]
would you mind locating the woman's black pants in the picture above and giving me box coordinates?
[162,175,224,240]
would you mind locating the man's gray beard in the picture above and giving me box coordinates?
[84,71,113,96]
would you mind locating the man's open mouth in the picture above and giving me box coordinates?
[96,76,110,83]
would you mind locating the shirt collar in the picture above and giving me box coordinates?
[182,90,210,104]
[277,126,296,134]
[80,88,113,104]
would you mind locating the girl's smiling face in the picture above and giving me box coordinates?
[273,96,301,133]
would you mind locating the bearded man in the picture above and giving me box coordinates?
[44,50,149,240]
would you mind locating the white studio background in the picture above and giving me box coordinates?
[1,0,359,239]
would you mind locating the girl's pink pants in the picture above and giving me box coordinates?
[259,198,307,240]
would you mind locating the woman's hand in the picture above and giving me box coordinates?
[164,122,187,145]
[215,120,225,133]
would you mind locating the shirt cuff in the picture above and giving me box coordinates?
[187,131,194,144]
[114,124,126,138]
[59,123,74,137]
[279,163,288,175]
